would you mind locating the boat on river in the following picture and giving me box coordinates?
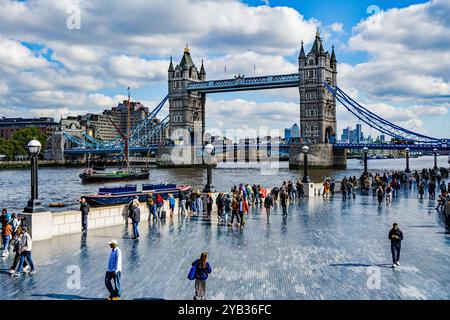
[82,183,191,206]
[79,168,149,183]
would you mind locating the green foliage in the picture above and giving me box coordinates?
[0,138,15,159]
[0,127,47,159]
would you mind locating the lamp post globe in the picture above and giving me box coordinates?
[204,143,214,156]
[27,139,42,156]
[24,139,45,213]
[301,145,311,183]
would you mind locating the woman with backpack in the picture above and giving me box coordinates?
[189,252,212,300]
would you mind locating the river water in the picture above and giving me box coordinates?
[0,155,447,213]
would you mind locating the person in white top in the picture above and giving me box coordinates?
[105,239,122,300]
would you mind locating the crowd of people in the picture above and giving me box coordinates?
[2,165,448,300]
[355,167,450,207]
[0,209,36,276]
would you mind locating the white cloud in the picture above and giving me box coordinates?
[0,0,318,120]
[331,22,344,33]
[109,56,167,81]
[206,98,298,136]
[343,0,450,102]
[0,36,49,69]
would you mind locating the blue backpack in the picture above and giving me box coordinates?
[187,264,197,280]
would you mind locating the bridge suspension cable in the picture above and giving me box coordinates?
[324,82,443,144]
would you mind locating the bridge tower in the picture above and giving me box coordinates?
[168,46,206,149]
[290,30,346,168]
[298,30,337,144]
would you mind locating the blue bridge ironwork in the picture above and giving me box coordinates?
[186,74,300,93]
[63,72,450,156]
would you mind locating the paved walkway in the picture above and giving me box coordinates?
[1,187,449,300]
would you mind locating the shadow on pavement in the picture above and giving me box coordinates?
[329,263,392,268]
[31,293,105,300]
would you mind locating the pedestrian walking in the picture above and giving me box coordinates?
[376,185,384,204]
[13,227,36,277]
[418,182,425,200]
[190,252,212,300]
[223,193,231,225]
[178,189,187,216]
[195,190,203,215]
[80,197,90,233]
[1,220,13,256]
[147,193,157,221]
[168,193,176,218]
[156,194,164,219]
[385,184,393,205]
[231,196,240,227]
[264,193,273,220]
[105,240,122,300]
[9,227,28,274]
[206,193,213,218]
[341,179,347,200]
[238,196,246,227]
[216,192,224,222]
[280,189,288,215]
[10,213,20,239]
[388,223,403,268]
[129,200,140,240]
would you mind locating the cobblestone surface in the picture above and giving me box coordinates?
[1,187,449,300]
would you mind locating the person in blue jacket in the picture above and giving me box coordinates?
[192,252,212,300]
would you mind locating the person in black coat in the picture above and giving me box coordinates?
[388,223,403,268]
[80,198,90,233]
[129,200,140,240]
[264,194,273,220]
[280,190,288,215]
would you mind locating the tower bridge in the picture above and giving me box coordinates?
[62,31,449,167]
[166,31,343,168]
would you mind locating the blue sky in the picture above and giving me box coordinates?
[0,0,448,139]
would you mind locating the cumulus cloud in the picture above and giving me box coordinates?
[343,0,450,103]
[331,22,344,33]
[0,0,317,121]
[206,98,298,138]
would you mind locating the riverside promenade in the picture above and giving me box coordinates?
[1,188,449,300]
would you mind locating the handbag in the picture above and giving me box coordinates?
[187,265,197,280]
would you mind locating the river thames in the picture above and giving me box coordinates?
[0,156,447,213]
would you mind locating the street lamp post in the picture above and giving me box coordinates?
[301,145,311,183]
[405,148,411,173]
[362,147,368,176]
[203,143,215,193]
[24,139,45,213]
[433,148,438,170]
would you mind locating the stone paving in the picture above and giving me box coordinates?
[1,187,449,300]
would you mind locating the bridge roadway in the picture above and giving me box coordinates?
[1,186,449,300]
[186,73,300,93]
[63,142,450,155]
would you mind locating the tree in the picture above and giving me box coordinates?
[0,138,15,160]
[11,127,47,157]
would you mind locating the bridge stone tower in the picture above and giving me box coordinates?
[161,46,206,166]
[290,31,346,168]
[168,46,206,147]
